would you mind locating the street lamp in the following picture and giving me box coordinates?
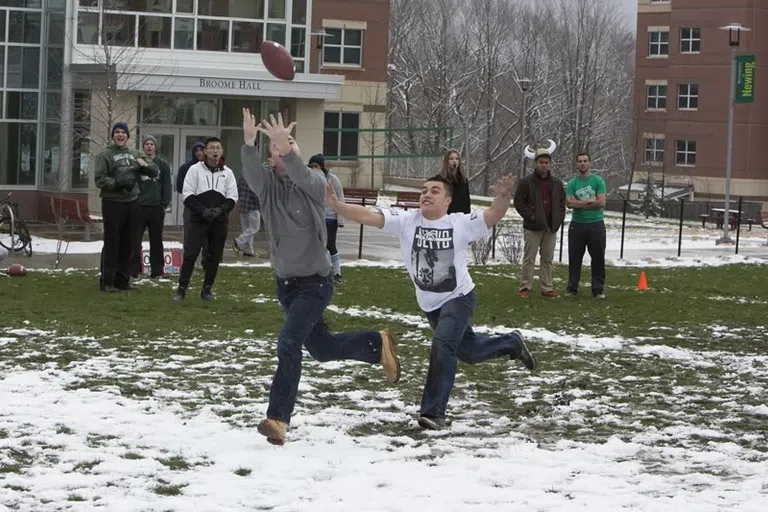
[517,78,533,178]
[716,22,751,245]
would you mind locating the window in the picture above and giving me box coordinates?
[648,30,668,56]
[680,28,701,53]
[47,12,65,45]
[675,140,696,166]
[646,84,667,110]
[47,47,64,87]
[173,17,194,49]
[102,13,135,46]
[323,112,359,158]
[677,84,698,110]
[138,15,171,48]
[3,0,43,7]
[6,92,38,120]
[8,11,42,43]
[268,0,286,19]
[644,137,665,164]
[176,0,193,13]
[323,28,362,66]
[198,1,264,19]
[42,123,61,189]
[0,123,38,186]
[6,47,41,89]
[197,19,229,51]
[231,22,263,53]
[104,0,172,13]
[292,0,307,23]
[77,12,99,44]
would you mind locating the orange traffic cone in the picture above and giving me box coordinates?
[637,271,649,291]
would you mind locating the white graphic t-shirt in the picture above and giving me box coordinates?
[380,208,491,312]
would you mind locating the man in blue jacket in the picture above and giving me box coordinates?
[240,109,400,446]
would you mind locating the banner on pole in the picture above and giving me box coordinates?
[736,54,756,104]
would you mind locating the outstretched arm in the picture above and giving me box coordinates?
[241,108,273,195]
[325,183,384,228]
[483,174,516,227]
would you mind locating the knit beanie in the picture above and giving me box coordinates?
[111,122,130,138]
[142,134,157,146]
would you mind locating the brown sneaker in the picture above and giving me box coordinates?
[380,328,401,384]
[257,418,288,446]
[541,290,559,298]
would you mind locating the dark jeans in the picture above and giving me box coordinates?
[268,274,382,423]
[326,219,338,255]
[100,199,137,289]
[567,220,606,295]
[420,289,524,419]
[134,205,166,277]
[178,216,228,290]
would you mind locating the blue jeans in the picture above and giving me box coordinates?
[420,289,524,418]
[268,274,382,423]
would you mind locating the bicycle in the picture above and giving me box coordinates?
[0,192,33,257]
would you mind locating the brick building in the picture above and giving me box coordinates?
[0,0,390,224]
[634,0,768,202]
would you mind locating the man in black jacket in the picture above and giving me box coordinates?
[513,148,566,298]
[173,137,238,303]
[134,134,172,278]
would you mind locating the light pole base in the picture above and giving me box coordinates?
[716,236,735,245]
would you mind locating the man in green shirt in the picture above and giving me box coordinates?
[565,152,607,298]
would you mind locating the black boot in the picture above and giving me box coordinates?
[172,287,186,304]
[200,286,214,302]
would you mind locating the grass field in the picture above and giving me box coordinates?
[1,263,767,510]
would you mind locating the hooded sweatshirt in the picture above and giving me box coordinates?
[176,141,206,194]
[94,143,159,202]
[137,155,172,208]
[241,145,331,279]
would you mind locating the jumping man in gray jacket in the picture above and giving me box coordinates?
[239,109,401,446]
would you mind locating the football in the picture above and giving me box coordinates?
[6,263,26,277]
[261,40,296,81]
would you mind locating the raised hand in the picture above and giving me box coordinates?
[255,113,296,156]
[490,174,516,198]
[242,107,259,146]
[325,182,339,210]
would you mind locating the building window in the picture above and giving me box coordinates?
[323,28,362,66]
[102,13,135,46]
[6,47,41,89]
[680,28,701,53]
[0,123,38,186]
[677,84,698,110]
[644,137,665,164]
[8,11,42,44]
[197,19,229,51]
[197,1,264,19]
[648,30,669,57]
[646,84,667,110]
[323,112,359,158]
[173,17,195,50]
[231,21,264,53]
[138,16,172,49]
[675,140,696,166]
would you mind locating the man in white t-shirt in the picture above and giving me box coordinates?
[326,174,536,430]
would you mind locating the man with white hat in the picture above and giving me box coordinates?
[514,143,566,298]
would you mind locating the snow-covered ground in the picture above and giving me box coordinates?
[2,292,767,510]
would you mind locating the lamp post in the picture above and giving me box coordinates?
[716,23,751,245]
[517,78,533,179]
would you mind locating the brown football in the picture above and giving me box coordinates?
[261,40,296,81]
[7,263,26,277]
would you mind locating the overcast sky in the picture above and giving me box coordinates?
[618,0,638,30]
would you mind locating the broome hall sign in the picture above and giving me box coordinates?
[735,54,756,104]
[199,78,261,90]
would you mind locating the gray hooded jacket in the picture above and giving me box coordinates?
[241,145,332,278]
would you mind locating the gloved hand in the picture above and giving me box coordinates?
[202,208,216,221]
[116,172,136,191]
[209,206,223,219]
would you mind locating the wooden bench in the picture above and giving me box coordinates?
[343,188,379,259]
[49,196,103,241]
[344,188,379,206]
[393,191,421,210]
